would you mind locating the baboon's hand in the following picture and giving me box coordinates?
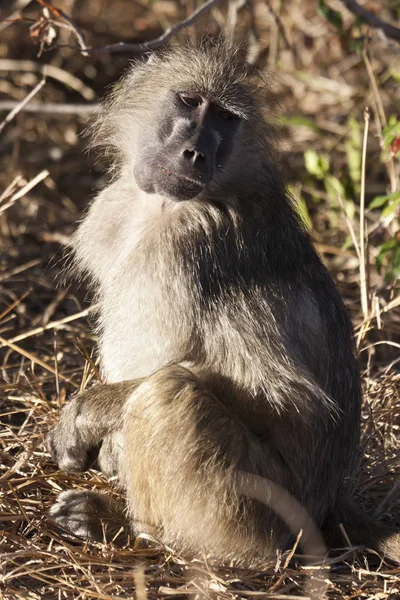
[47,381,138,473]
[47,394,100,473]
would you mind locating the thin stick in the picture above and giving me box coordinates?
[337,194,361,262]
[0,175,23,203]
[338,523,352,547]
[2,305,97,345]
[0,77,46,134]
[360,340,400,353]
[0,259,41,283]
[359,108,370,321]
[0,170,49,216]
[373,478,400,518]
[0,289,31,323]
[10,169,49,202]
[53,331,60,399]
[0,335,74,384]
[362,52,386,130]
[363,51,397,193]
[283,529,303,569]
[355,294,400,330]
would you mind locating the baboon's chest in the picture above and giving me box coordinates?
[98,264,196,382]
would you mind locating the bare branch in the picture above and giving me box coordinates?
[0,101,98,114]
[35,0,221,56]
[341,0,400,42]
[88,0,221,54]
[264,0,292,50]
[0,77,46,134]
[0,170,49,214]
[3,304,98,345]
[0,59,95,100]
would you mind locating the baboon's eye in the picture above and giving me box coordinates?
[178,93,203,108]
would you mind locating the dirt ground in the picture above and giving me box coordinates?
[1,1,399,598]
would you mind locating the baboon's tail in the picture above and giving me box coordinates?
[331,497,400,563]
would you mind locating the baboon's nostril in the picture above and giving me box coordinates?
[183,149,195,161]
[182,149,206,164]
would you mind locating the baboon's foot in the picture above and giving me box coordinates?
[49,489,129,544]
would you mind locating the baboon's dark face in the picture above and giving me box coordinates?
[133,90,242,202]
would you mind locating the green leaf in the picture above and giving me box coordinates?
[376,253,383,274]
[389,67,400,83]
[377,238,400,282]
[342,234,354,251]
[379,239,398,252]
[324,174,345,203]
[369,196,390,209]
[304,150,329,180]
[318,0,343,31]
[344,198,356,221]
[382,195,400,217]
[393,245,400,280]
[369,190,400,210]
[280,116,320,132]
[382,119,400,148]
[376,239,396,276]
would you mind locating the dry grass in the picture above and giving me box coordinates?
[1,1,400,598]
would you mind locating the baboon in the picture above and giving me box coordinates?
[48,38,399,564]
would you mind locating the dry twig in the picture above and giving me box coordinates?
[35,0,221,55]
[358,107,370,324]
[0,59,96,100]
[0,170,49,214]
[341,0,400,42]
[0,101,98,115]
[0,77,46,134]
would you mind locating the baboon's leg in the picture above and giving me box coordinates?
[49,490,130,544]
[47,380,141,473]
[119,364,288,560]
